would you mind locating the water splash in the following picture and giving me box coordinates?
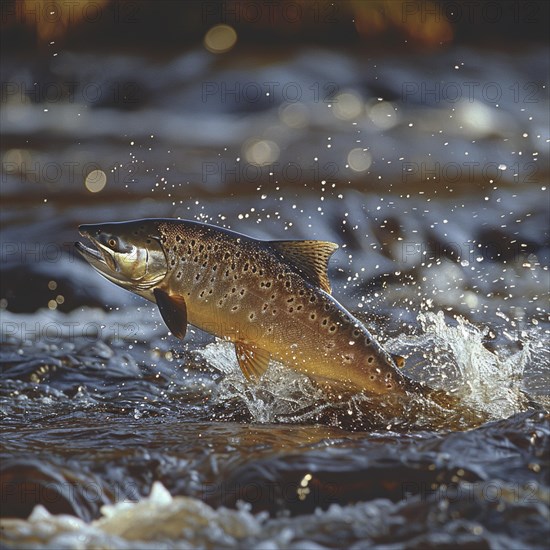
[389,310,540,419]
[196,311,545,428]
[0,481,266,548]
[196,340,327,423]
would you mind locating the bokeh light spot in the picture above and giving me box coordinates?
[244,139,280,166]
[279,102,309,128]
[368,101,398,129]
[333,92,363,120]
[85,169,107,193]
[347,148,372,172]
[204,24,237,54]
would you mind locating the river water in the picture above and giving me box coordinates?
[1,39,549,548]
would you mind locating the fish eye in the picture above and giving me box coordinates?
[108,238,117,248]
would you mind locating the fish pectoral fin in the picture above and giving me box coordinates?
[153,288,188,340]
[234,341,271,381]
[391,354,406,369]
[268,240,339,294]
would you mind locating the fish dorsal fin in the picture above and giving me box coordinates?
[154,288,188,340]
[234,341,271,381]
[268,240,338,294]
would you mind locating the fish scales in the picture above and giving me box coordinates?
[75,218,430,398]
[157,221,403,393]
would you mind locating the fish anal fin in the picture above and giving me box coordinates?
[154,288,188,340]
[391,354,406,369]
[234,341,271,381]
[268,240,338,294]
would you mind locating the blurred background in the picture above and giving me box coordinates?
[1,0,548,323]
[1,2,549,544]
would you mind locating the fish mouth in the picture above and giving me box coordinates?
[75,230,119,278]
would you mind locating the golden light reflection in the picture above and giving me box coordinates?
[204,24,238,54]
[352,0,454,47]
[297,473,313,501]
[21,0,110,43]
[15,1,455,50]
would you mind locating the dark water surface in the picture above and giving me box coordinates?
[1,42,549,548]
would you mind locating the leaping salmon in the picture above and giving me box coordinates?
[75,218,450,405]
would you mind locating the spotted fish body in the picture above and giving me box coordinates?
[76,219,418,397]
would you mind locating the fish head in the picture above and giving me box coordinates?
[75,220,168,290]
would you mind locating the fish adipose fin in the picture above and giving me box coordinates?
[391,354,406,369]
[268,240,339,294]
[154,288,188,339]
[235,341,271,381]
